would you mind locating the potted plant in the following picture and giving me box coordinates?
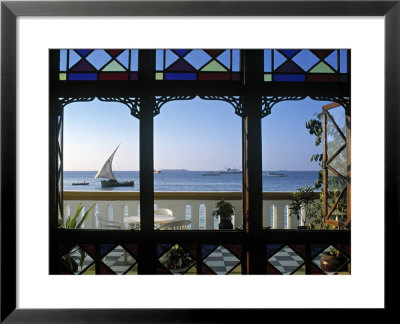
[59,202,95,273]
[160,245,193,274]
[289,185,318,229]
[212,199,234,230]
[320,247,348,273]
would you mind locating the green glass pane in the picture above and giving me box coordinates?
[310,61,335,73]
[59,73,67,81]
[201,60,227,72]
[102,60,126,72]
[155,72,164,80]
[264,74,272,82]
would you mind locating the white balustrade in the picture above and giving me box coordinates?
[63,192,320,230]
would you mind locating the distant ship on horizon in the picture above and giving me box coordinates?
[220,167,242,174]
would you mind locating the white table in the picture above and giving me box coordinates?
[124,215,175,228]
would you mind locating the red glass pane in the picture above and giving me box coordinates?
[201,263,215,274]
[106,49,124,57]
[290,244,306,259]
[80,244,96,258]
[157,263,171,274]
[181,244,198,259]
[99,263,114,275]
[198,73,231,81]
[311,49,335,59]
[306,74,340,82]
[224,244,242,259]
[124,244,138,258]
[99,73,129,80]
[310,263,324,274]
[266,263,281,274]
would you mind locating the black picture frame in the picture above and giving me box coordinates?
[1,0,397,322]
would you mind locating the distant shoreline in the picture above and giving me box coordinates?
[64,170,320,172]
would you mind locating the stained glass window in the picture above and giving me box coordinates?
[155,49,241,81]
[264,49,348,83]
[59,49,139,81]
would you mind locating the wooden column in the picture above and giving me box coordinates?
[138,50,156,274]
[242,50,265,274]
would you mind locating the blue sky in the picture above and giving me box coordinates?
[63,97,329,171]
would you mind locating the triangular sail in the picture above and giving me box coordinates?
[95,145,119,181]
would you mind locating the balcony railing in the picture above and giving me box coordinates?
[63,191,321,230]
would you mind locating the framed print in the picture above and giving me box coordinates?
[1,0,398,322]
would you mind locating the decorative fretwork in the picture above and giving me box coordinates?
[55,97,95,115]
[310,96,350,110]
[98,97,141,119]
[264,49,348,83]
[199,95,244,117]
[154,96,195,116]
[261,96,306,118]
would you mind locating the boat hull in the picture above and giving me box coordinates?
[101,180,134,188]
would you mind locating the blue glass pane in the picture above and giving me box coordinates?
[157,244,174,257]
[232,50,240,72]
[68,50,82,69]
[68,73,97,80]
[280,49,299,58]
[216,50,231,69]
[264,49,272,72]
[292,50,319,72]
[130,50,139,71]
[340,50,347,73]
[266,244,284,258]
[99,244,116,258]
[165,50,179,69]
[116,50,130,69]
[156,49,164,71]
[75,49,91,57]
[164,73,197,80]
[174,49,190,56]
[273,50,287,70]
[310,244,328,258]
[201,244,218,259]
[59,49,67,71]
[273,74,305,82]
[325,50,338,71]
[86,50,112,70]
[184,50,211,70]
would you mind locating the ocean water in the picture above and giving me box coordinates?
[63,170,319,192]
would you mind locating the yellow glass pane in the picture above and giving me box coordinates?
[126,264,138,275]
[228,264,242,275]
[82,263,96,275]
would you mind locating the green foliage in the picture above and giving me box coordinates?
[59,202,95,273]
[305,113,323,189]
[327,247,341,258]
[160,245,193,270]
[212,199,234,220]
[305,112,323,146]
[289,185,335,230]
[59,202,95,229]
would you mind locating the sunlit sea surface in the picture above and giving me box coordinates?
[64,170,319,192]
